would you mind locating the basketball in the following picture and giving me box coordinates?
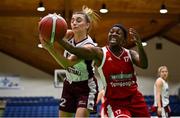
[38,13,68,43]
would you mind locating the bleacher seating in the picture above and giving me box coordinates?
[0,95,179,117]
[169,95,180,116]
[1,96,59,117]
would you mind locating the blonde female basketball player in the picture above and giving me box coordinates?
[39,6,100,117]
[154,66,171,117]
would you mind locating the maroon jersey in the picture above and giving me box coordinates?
[98,46,138,99]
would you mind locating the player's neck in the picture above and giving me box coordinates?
[74,33,87,43]
[108,46,123,57]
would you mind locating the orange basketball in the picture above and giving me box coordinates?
[38,13,68,43]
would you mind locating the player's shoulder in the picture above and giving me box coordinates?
[155,77,163,85]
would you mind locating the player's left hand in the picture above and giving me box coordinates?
[128,28,141,45]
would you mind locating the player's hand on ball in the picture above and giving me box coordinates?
[59,29,74,43]
[58,29,74,45]
[63,29,74,40]
[39,34,53,50]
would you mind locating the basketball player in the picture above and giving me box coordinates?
[153,66,171,117]
[39,6,100,117]
[58,24,150,117]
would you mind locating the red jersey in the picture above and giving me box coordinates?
[98,46,138,99]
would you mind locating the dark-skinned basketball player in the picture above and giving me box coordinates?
[57,24,150,117]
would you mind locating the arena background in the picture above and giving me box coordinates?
[0,0,180,117]
[0,37,179,97]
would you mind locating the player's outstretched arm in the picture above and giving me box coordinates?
[39,35,79,68]
[58,32,102,61]
[129,28,148,69]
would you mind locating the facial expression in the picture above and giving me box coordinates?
[159,67,168,79]
[71,14,89,33]
[108,26,126,47]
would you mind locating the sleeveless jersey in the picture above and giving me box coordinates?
[98,46,138,99]
[154,77,169,107]
[63,35,96,82]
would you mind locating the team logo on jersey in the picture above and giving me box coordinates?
[67,67,81,76]
[110,73,133,80]
[110,80,135,87]
[123,56,129,62]
[79,100,86,105]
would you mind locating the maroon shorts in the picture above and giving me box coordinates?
[103,91,150,117]
[59,77,98,113]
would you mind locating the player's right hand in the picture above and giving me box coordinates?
[39,34,53,50]
[157,107,162,116]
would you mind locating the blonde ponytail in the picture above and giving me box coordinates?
[82,5,100,31]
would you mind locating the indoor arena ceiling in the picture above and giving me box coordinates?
[0,0,180,75]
